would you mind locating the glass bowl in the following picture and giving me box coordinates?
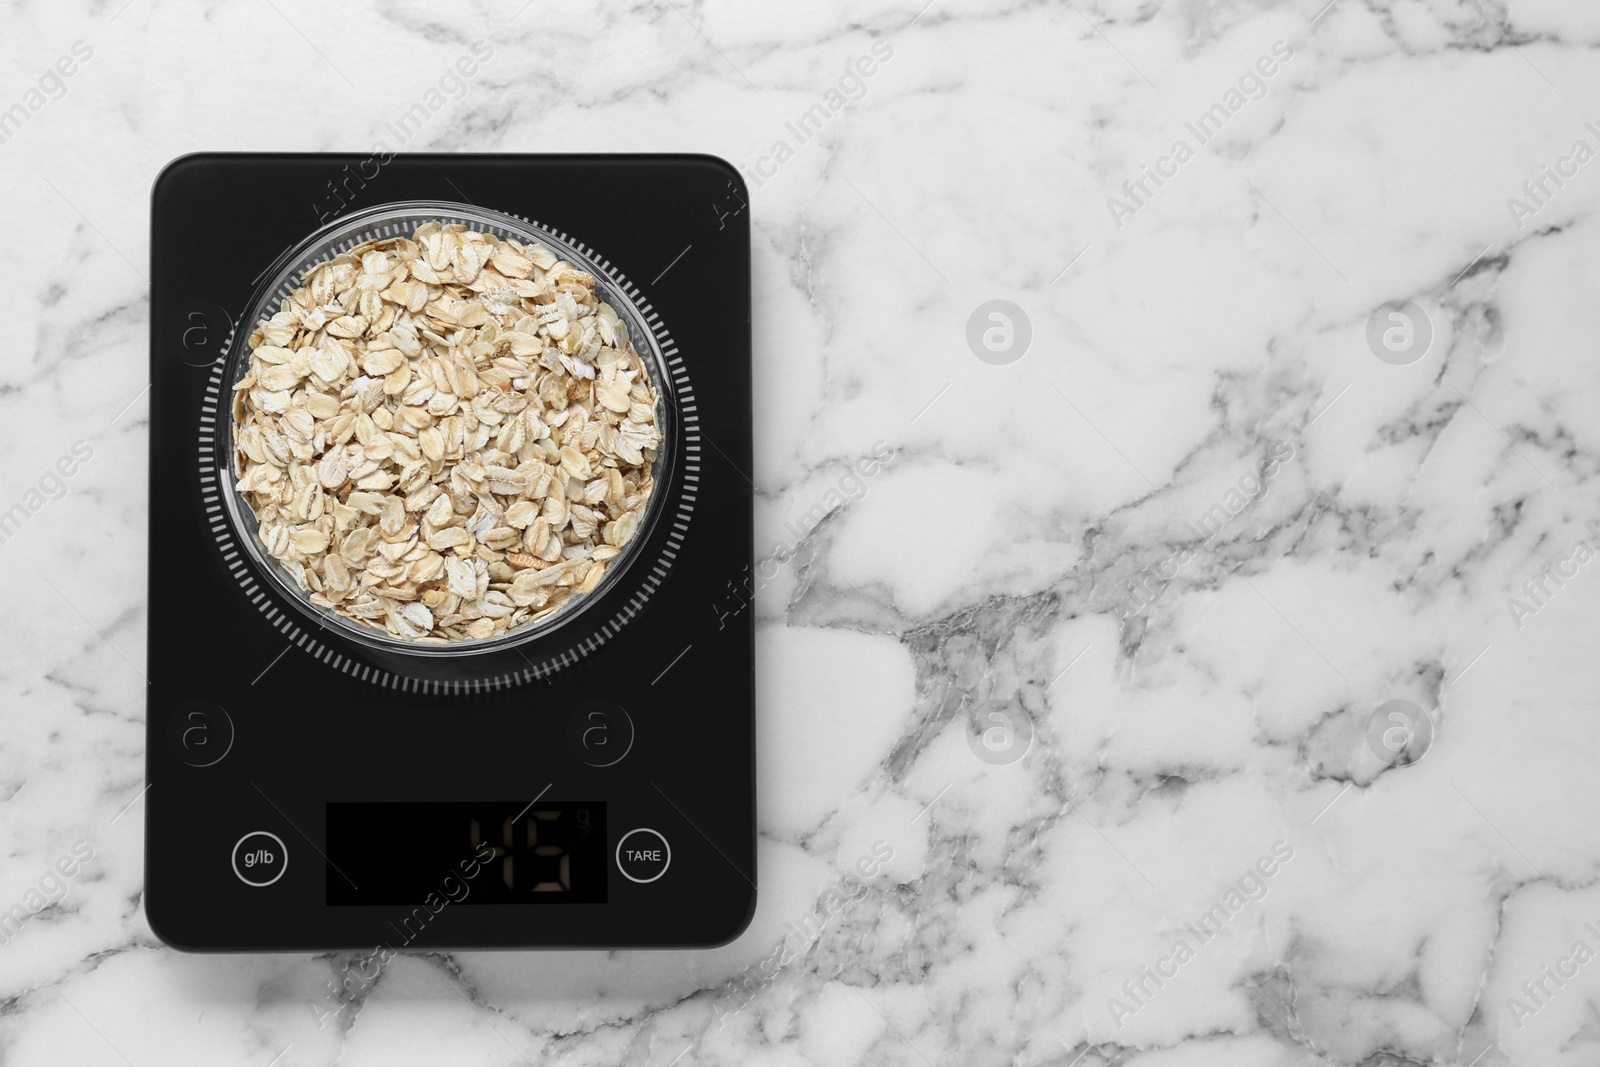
[216,200,676,660]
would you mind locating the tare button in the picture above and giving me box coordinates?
[232,831,288,887]
[615,828,670,883]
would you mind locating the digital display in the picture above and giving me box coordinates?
[326,802,606,906]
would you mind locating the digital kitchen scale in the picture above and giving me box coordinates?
[146,154,754,951]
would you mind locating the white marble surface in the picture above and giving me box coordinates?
[3,0,1599,1063]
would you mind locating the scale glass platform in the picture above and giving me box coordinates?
[145,153,754,951]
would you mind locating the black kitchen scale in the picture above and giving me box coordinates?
[146,154,754,951]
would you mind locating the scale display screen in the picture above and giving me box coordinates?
[325,802,607,906]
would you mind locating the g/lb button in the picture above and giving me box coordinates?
[616,828,670,883]
[232,831,288,887]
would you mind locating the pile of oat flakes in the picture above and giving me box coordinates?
[231,222,662,643]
